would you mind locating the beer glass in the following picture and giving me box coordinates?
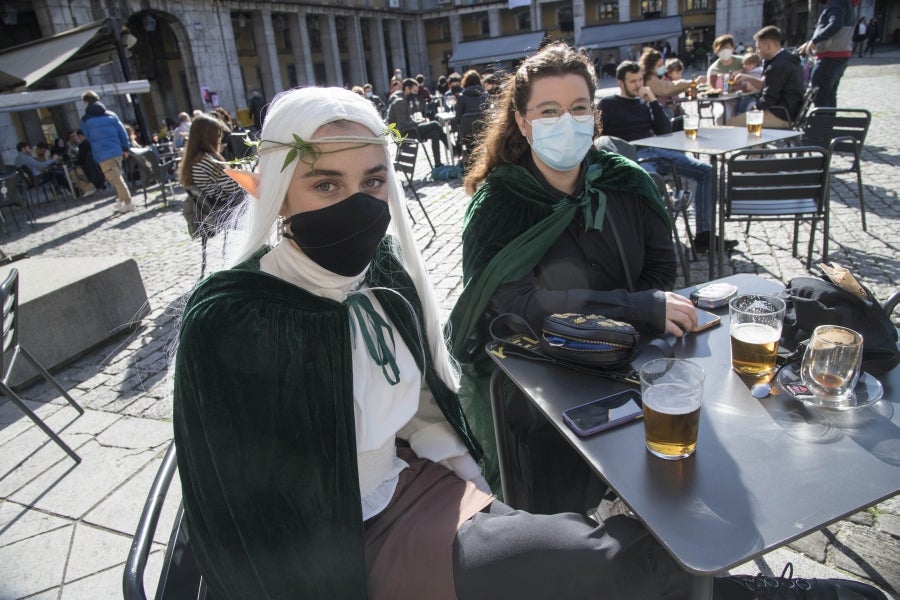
[800,325,864,402]
[729,294,786,377]
[684,115,699,139]
[746,109,764,137]
[639,358,705,460]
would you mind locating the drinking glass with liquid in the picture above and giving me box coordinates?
[684,115,699,139]
[640,358,705,460]
[800,325,864,402]
[729,294,786,377]
[746,109,764,137]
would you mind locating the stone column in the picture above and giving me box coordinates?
[573,0,586,38]
[387,19,407,76]
[618,0,630,22]
[488,8,501,37]
[252,9,283,98]
[369,17,390,92]
[290,12,316,86]
[448,13,462,46]
[320,14,343,87]
[531,1,543,30]
[403,19,428,78]
[347,15,367,85]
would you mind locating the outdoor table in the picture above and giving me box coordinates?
[631,126,802,279]
[689,92,743,125]
[488,273,899,600]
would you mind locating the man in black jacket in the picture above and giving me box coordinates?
[600,61,733,253]
[387,78,448,166]
[730,26,804,128]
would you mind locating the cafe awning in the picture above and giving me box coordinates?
[0,79,150,113]
[449,31,546,68]
[577,16,683,49]
[0,20,120,92]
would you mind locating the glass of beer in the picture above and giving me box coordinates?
[729,294,786,377]
[639,358,705,460]
[746,109,764,137]
[684,115,699,139]
[800,325,863,403]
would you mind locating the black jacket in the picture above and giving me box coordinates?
[758,49,804,122]
[598,95,671,142]
[454,85,487,124]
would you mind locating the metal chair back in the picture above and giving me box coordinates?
[0,268,84,462]
[725,146,831,267]
[393,138,436,235]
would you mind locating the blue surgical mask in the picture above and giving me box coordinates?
[656,66,666,77]
[527,112,595,172]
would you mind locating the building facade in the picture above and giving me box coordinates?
[0,0,889,164]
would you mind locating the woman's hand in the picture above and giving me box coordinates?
[664,292,697,337]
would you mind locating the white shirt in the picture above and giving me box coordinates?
[260,240,482,520]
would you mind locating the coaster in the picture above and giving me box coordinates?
[777,363,884,411]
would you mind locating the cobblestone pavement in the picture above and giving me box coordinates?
[0,51,897,599]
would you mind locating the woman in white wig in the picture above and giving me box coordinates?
[172,87,701,600]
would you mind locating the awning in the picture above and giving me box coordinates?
[0,79,150,113]
[449,31,546,68]
[577,16,683,49]
[0,20,120,92]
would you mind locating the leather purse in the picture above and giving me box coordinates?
[540,313,639,367]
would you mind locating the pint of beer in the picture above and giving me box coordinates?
[639,359,705,460]
[729,294,786,377]
[684,115,699,139]
[746,109,764,137]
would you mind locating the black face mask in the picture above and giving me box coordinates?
[405,93,417,102]
[283,192,391,277]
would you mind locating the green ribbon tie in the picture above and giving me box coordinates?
[346,292,400,385]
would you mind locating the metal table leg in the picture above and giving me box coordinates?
[689,574,714,600]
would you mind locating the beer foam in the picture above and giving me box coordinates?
[643,384,701,414]
[731,322,780,344]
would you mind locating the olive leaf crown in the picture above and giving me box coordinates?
[224,123,404,173]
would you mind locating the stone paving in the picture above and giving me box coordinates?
[0,51,898,599]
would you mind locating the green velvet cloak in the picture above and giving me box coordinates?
[173,240,482,600]
[445,148,666,491]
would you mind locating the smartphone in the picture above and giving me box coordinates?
[563,389,643,437]
[693,308,721,333]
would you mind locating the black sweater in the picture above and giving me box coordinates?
[599,95,671,142]
[758,49,804,122]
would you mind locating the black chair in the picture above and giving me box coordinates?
[127,147,176,207]
[769,85,819,131]
[124,443,209,600]
[15,166,56,206]
[724,146,832,269]
[0,171,36,232]
[800,107,871,231]
[458,112,484,167]
[393,139,436,235]
[0,268,84,463]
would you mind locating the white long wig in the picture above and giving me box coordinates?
[224,86,459,390]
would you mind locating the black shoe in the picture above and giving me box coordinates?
[694,231,738,253]
[715,563,888,599]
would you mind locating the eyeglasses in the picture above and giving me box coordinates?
[525,102,594,124]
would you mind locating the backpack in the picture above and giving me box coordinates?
[431,164,463,181]
[779,276,899,376]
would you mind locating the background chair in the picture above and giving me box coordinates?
[0,268,84,462]
[124,443,208,600]
[15,166,56,206]
[393,138,436,235]
[800,107,871,231]
[0,170,36,233]
[769,85,819,131]
[458,111,485,167]
[127,147,176,207]
[724,146,832,269]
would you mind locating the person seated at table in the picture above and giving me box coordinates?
[733,53,763,116]
[14,141,70,197]
[174,84,714,600]
[387,78,449,166]
[454,70,489,159]
[727,25,804,129]
[177,114,244,239]
[449,42,697,515]
[707,33,744,90]
[600,61,737,254]
[655,58,695,118]
[363,82,387,118]
[641,49,704,119]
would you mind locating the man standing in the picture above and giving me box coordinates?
[729,26,804,128]
[600,61,735,253]
[248,90,266,132]
[798,0,854,107]
[80,91,134,213]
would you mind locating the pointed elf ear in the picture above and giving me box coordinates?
[224,168,260,198]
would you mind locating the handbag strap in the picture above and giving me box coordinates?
[605,209,635,293]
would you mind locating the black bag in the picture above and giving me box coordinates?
[779,276,899,376]
[540,312,639,367]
